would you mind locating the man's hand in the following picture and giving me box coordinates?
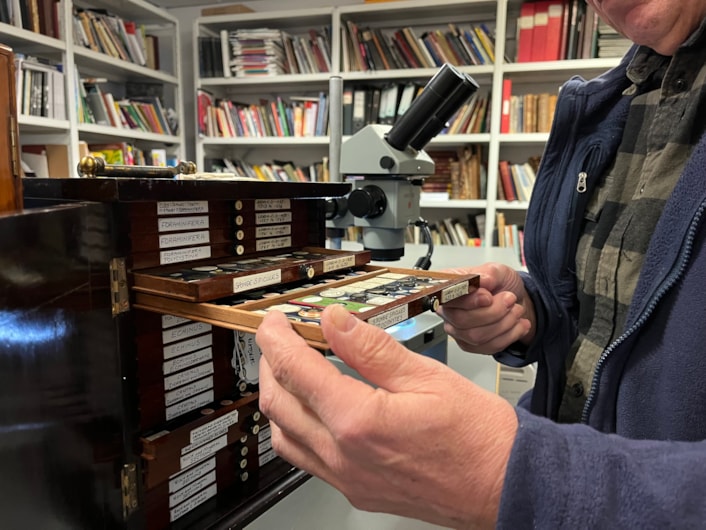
[437,263,535,354]
[256,304,518,529]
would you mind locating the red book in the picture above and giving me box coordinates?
[517,2,535,63]
[498,160,518,201]
[393,30,422,68]
[530,1,550,62]
[544,0,565,60]
[500,78,512,134]
[270,101,284,136]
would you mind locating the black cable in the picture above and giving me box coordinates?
[410,217,434,270]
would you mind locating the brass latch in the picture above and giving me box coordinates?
[121,462,139,519]
[110,258,130,316]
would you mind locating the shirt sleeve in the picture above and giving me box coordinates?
[497,407,706,528]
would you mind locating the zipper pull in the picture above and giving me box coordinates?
[576,171,588,193]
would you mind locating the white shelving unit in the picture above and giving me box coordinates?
[193,0,621,243]
[1,0,183,177]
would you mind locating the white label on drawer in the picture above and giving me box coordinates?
[232,269,281,293]
[181,427,227,456]
[259,449,277,467]
[169,456,216,494]
[255,198,290,211]
[165,376,214,407]
[164,347,213,375]
[164,334,213,361]
[160,245,211,265]
[256,237,291,252]
[367,305,409,329]
[158,215,210,233]
[169,482,217,523]
[162,314,190,329]
[258,437,272,455]
[441,281,469,304]
[180,433,227,469]
[163,322,212,344]
[164,362,214,391]
[158,201,209,215]
[255,224,291,238]
[190,409,239,446]
[258,424,271,443]
[166,390,214,422]
[159,230,210,249]
[169,470,216,508]
[323,255,356,272]
[255,212,292,225]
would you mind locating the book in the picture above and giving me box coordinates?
[530,1,550,62]
[351,88,367,133]
[566,0,585,60]
[196,89,213,136]
[342,88,354,135]
[474,24,496,63]
[220,30,232,78]
[498,160,518,201]
[517,2,535,62]
[84,85,111,125]
[545,1,565,61]
[500,78,512,134]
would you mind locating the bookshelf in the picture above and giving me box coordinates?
[192,0,621,247]
[0,0,183,178]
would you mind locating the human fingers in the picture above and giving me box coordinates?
[445,294,529,350]
[438,289,517,330]
[258,352,335,452]
[256,310,376,428]
[442,262,516,294]
[267,420,342,487]
[437,287,494,315]
[321,304,444,394]
[450,316,531,354]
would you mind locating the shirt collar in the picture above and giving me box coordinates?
[626,17,706,86]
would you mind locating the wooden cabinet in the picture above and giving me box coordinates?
[12,176,476,529]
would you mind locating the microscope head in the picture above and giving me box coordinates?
[334,64,479,261]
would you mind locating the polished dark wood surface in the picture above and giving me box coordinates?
[0,203,133,529]
[22,177,351,202]
[5,181,324,528]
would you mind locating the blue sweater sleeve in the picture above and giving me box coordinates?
[497,407,706,528]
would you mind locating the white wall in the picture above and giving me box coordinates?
[167,0,359,163]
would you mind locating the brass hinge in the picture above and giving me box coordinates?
[121,463,139,520]
[9,115,19,177]
[110,258,130,316]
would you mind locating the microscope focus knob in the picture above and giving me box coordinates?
[325,197,348,220]
[379,156,395,170]
[348,185,387,219]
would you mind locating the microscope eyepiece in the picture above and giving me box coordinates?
[385,64,479,152]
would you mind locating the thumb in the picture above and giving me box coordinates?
[321,304,441,393]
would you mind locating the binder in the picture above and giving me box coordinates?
[531,1,550,62]
[342,88,354,135]
[517,2,535,63]
[351,88,367,133]
[544,1,565,61]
